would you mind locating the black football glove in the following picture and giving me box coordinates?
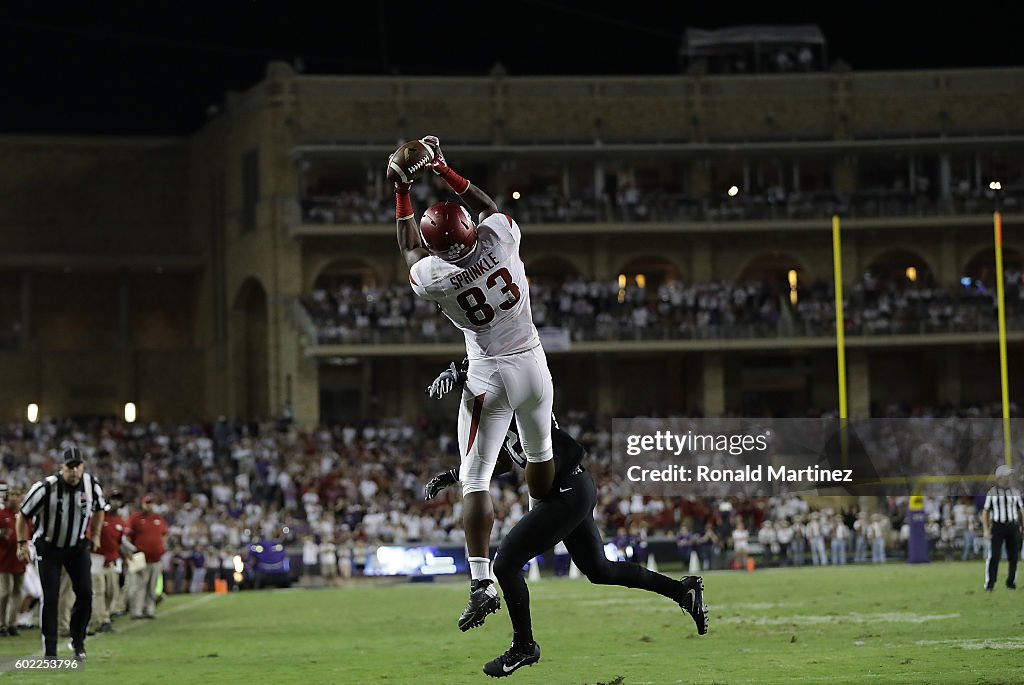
[424,468,459,500]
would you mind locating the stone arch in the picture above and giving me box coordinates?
[524,255,582,286]
[962,246,1024,288]
[232,277,269,420]
[616,254,683,291]
[736,251,808,288]
[863,248,935,286]
[307,256,380,294]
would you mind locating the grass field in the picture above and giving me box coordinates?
[0,562,1021,684]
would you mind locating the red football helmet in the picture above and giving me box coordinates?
[419,202,478,262]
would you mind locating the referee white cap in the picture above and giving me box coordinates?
[995,464,1014,478]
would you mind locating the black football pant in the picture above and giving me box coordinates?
[492,468,684,647]
[36,540,92,656]
[987,522,1021,589]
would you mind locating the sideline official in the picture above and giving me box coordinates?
[983,464,1024,591]
[15,447,106,661]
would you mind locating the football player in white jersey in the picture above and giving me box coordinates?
[394,136,555,630]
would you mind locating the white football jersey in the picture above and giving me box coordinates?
[410,213,539,358]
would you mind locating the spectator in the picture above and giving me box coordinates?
[89,488,127,634]
[776,519,793,566]
[831,516,849,565]
[808,513,828,566]
[853,511,869,563]
[731,518,749,570]
[790,515,806,566]
[319,537,338,585]
[0,485,26,637]
[757,520,778,567]
[189,545,207,594]
[869,514,888,564]
[676,524,696,567]
[127,495,168,619]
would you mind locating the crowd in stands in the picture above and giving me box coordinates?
[299,177,1022,225]
[303,272,1024,345]
[693,494,990,572]
[1,405,1018,597]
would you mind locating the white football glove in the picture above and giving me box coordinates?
[426,361,459,399]
[420,135,447,171]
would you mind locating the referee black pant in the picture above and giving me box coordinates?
[35,539,92,656]
[987,522,1021,589]
[492,468,684,647]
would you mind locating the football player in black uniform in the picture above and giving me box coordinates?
[424,360,708,678]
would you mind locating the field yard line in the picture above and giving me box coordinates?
[915,637,1024,650]
[112,589,220,634]
[715,612,960,625]
[94,592,221,638]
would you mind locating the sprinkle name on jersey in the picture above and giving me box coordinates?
[450,252,500,290]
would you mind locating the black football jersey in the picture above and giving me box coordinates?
[501,416,585,488]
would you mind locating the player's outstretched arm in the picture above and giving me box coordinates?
[395,180,428,268]
[424,468,458,500]
[421,135,497,222]
[423,451,514,501]
[458,182,498,222]
[388,142,429,267]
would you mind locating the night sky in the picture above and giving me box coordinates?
[1,1,1021,135]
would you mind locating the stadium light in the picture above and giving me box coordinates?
[728,185,740,197]
[905,266,918,282]
[989,180,1002,191]
[124,402,137,423]
[511,191,521,200]
[26,403,39,423]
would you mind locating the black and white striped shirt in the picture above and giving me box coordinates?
[983,486,1024,525]
[19,473,106,549]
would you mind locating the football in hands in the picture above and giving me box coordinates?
[387,140,435,184]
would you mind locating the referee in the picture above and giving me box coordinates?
[15,447,106,661]
[982,464,1024,592]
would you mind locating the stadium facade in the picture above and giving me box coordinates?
[1,61,1022,425]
